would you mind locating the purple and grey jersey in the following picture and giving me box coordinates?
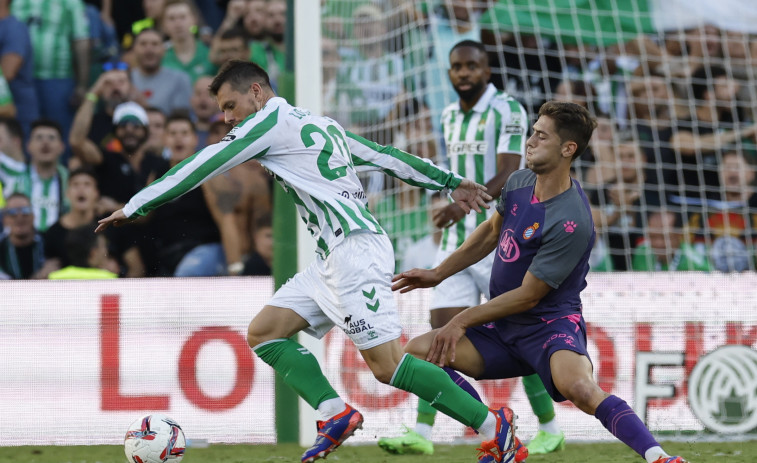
[490,169,595,324]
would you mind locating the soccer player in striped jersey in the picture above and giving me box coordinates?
[394,101,690,463]
[97,60,521,463]
[379,40,562,458]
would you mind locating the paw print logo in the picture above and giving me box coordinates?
[563,221,576,233]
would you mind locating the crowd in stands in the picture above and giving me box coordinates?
[0,0,756,278]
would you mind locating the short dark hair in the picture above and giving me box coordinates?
[68,166,99,188]
[255,212,272,231]
[4,192,31,205]
[64,225,101,267]
[165,112,197,133]
[690,65,727,101]
[537,101,597,161]
[220,26,249,43]
[450,39,487,57]
[0,117,23,140]
[209,60,271,96]
[30,119,64,140]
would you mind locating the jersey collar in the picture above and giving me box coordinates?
[470,83,498,113]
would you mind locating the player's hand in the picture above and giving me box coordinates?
[391,268,442,293]
[450,178,491,214]
[432,203,465,228]
[95,209,129,233]
[426,319,467,367]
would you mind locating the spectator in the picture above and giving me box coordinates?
[242,0,267,42]
[48,225,118,279]
[130,28,192,115]
[44,167,145,278]
[0,116,25,165]
[0,0,38,139]
[70,64,142,157]
[0,74,14,118]
[242,213,272,276]
[688,150,757,273]
[250,0,286,90]
[0,120,69,233]
[70,101,169,213]
[12,0,90,158]
[123,0,166,50]
[0,193,48,279]
[85,0,120,86]
[140,113,228,277]
[391,98,438,161]
[190,75,219,149]
[631,209,712,271]
[162,0,218,83]
[210,26,251,67]
[398,192,447,272]
[145,106,169,160]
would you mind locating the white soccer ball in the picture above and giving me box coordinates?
[124,414,186,463]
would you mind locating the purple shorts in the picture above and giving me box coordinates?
[465,313,592,402]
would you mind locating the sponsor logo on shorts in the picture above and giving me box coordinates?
[542,333,577,350]
[523,222,539,239]
[343,318,375,335]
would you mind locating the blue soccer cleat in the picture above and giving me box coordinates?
[301,404,364,462]
[476,407,520,462]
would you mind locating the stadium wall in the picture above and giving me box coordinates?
[0,274,756,446]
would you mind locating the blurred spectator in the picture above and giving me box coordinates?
[0,193,48,279]
[242,212,272,276]
[0,116,24,164]
[12,0,90,158]
[321,37,342,121]
[48,225,119,279]
[162,0,218,83]
[145,106,169,159]
[130,28,192,115]
[123,0,166,49]
[0,0,38,138]
[398,192,446,272]
[242,0,267,42]
[336,3,405,144]
[190,75,218,148]
[44,167,145,277]
[632,209,712,271]
[373,181,430,273]
[193,0,225,33]
[391,97,438,160]
[140,113,228,276]
[85,0,120,86]
[70,101,169,213]
[70,64,142,156]
[250,0,286,90]
[667,64,757,205]
[0,120,68,233]
[688,150,757,273]
[0,74,14,118]
[211,0,246,41]
[210,26,250,66]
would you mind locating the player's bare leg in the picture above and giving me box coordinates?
[551,350,689,463]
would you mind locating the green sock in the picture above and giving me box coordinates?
[417,399,437,426]
[254,338,339,409]
[522,373,555,423]
[392,354,488,429]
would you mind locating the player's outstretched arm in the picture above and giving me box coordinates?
[95,209,128,233]
[449,178,491,214]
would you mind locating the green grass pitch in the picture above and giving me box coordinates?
[0,440,754,463]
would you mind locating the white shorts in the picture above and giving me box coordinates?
[429,248,494,310]
[268,232,402,350]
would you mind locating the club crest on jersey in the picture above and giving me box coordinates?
[523,222,539,239]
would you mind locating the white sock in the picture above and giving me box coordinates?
[476,411,497,440]
[538,418,561,435]
[644,446,668,463]
[316,397,346,421]
[414,422,433,440]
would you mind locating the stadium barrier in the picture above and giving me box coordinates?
[1,273,755,445]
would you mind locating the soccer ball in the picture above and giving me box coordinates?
[124,414,186,463]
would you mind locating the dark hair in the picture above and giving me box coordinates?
[220,26,249,43]
[538,101,597,161]
[134,27,163,42]
[0,116,23,140]
[690,65,727,101]
[64,225,102,267]
[4,192,31,204]
[450,39,487,57]
[255,213,272,231]
[209,60,271,96]
[68,166,99,188]
[165,112,197,134]
[145,106,165,117]
[30,119,64,140]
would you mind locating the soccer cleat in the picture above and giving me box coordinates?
[377,426,434,455]
[475,407,517,463]
[513,436,528,463]
[652,457,689,463]
[525,430,565,454]
[301,404,364,463]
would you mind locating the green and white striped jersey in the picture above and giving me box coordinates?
[123,97,462,258]
[439,83,528,250]
[0,153,68,232]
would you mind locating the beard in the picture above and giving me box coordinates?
[453,80,486,104]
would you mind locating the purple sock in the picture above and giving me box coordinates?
[443,367,482,402]
[595,395,659,458]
